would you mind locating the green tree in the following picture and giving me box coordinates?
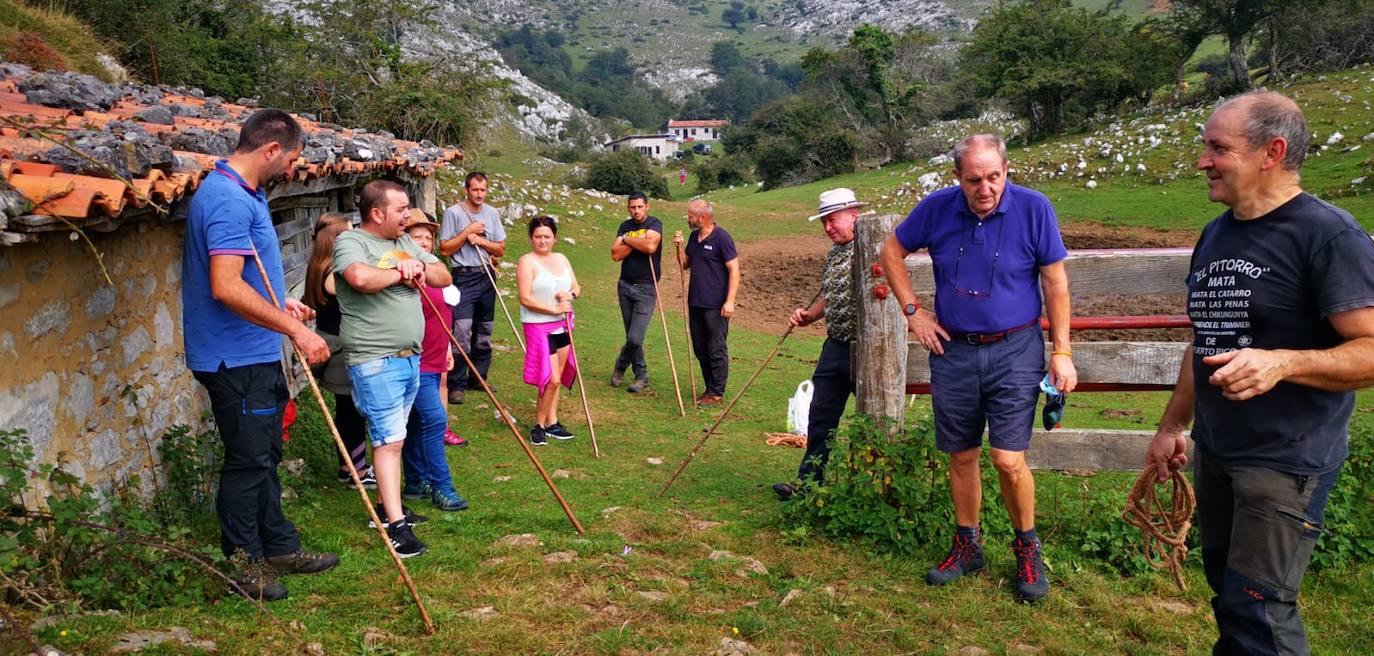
[722,1,747,31]
[1171,0,1290,90]
[580,149,670,198]
[708,41,746,75]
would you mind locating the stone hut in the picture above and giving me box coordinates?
[0,64,461,487]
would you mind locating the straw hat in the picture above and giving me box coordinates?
[807,188,868,221]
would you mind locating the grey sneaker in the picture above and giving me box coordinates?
[231,559,287,602]
[627,378,649,393]
[610,369,625,387]
[266,548,339,575]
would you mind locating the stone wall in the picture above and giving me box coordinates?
[0,222,208,487]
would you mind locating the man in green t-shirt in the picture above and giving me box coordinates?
[333,179,450,558]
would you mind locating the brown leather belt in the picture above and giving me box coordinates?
[393,348,417,358]
[948,319,1038,346]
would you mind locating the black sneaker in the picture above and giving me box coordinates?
[337,470,377,489]
[530,425,547,446]
[266,548,339,575]
[368,503,429,528]
[230,559,288,602]
[1012,536,1050,602]
[544,422,575,440]
[925,532,986,585]
[387,520,427,559]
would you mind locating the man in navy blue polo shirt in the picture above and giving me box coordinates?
[881,134,1077,603]
[183,109,338,602]
[672,198,739,405]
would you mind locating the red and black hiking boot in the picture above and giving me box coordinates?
[1012,536,1049,602]
[925,531,986,585]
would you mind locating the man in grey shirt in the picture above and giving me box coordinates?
[439,171,508,403]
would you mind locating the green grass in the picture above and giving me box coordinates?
[0,0,116,79]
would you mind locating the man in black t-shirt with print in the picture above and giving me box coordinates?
[1146,91,1374,655]
[609,192,663,393]
[673,198,740,406]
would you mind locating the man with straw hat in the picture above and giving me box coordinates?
[771,188,866,502]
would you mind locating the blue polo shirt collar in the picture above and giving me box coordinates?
[213,160,265,200]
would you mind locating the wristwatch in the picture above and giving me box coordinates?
[903,303,920,316]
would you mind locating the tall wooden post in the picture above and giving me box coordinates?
[853,213,906,429]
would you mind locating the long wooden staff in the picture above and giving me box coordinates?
[646,258,686,416]
[659,291,821,496]
[248,246,435,634]
[564,313,601,458]
[418,288,586,534]
[481,255,526,353]
[675,241,698,403]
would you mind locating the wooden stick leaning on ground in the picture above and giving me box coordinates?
[418,288,587,534]
[646,258,686,416]
[248,246,436,635]
[659,291,820,497]
[564,313,601,458]
[481,255,526,353]
[675,242,698,402]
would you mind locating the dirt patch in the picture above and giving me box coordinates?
[723,223,1196,340]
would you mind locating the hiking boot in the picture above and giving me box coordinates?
[627,378,650,393]
[1012,536,1050,602]
[444,427,468,447]
[368,503,428,528]
[698,394,723,407]
[231,559,288,602]
[544,422,575,440]
[432,487,469,511]
[448,389,465,405]
[530,425,547,446]
[337,469,377,489]
[266,548,339,575]
[610,369,625,387]
[772,482,797,501]
[387,520,427,559]
[403,482,433,500]
[926,532,986,585]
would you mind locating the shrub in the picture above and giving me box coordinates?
[1312,428,1374,570]
[693,152,754,193]
[578,149,670,199]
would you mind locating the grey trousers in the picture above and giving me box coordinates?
[615,279,656,380]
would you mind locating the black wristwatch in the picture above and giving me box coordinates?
[903,303,919,316]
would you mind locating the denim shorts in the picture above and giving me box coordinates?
[348,354,420,447]
[929,326,1044,453]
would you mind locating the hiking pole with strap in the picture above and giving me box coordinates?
[418,287,586,534]
[248,246,435,634]
[675,241,698,403]
[659,291,821,497]
[481,255,526,353]
[646,258,686,416]
[564,312,601,458]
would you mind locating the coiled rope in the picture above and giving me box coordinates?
[1122,467,1196,591]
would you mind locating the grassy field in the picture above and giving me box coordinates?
[38,67,1374,654]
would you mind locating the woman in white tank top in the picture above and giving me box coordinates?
[516,216,582,446]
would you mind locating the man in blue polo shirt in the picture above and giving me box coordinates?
[881,134,1077,603]
[183,109,338,602]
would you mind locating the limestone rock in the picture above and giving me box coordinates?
[459,606,498,621]
[109,628,215,654]
[493,533,539,548]
[543,550,578,563]
[711,637,757,656]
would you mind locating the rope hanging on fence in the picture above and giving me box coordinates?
[1121,467,1196,591]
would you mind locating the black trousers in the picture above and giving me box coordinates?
[449,269,497,391]
[688,306,730,396]
[798,338,855,483]
[193,362,301,560]
[333,393,369,476]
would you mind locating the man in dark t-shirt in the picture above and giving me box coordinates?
[672,199,739,405]
[1146,91,1374,655]
[609,192,663,392]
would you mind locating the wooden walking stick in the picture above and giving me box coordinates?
[248,246,435,634]
[481,255,526,353]
[646,258,686,416]
[564,313,601,458]
[418,289,586,534]
[675,241,698,403]
[659,291,820,497]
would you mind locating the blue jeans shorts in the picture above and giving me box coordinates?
[929,326,1044,453]
[348,354,420,448]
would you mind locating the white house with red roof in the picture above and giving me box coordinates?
[667,119,727,142]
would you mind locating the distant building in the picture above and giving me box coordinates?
[604,134,676,162]
[667,119,728,142]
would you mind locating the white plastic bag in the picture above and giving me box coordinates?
[786,380,814,436]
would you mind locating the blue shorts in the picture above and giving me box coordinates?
[929,326,1043,453]
[348,354,420,447]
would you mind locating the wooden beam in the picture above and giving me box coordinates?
[906,340,1186,386]
[266,175,357,202]
[1024,429,1193,471]
[269,194,330,211]
[273,213,315,241]
[853,213,907,427]
[904,248,1193,296]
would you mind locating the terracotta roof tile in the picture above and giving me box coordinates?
[0,68,462,225]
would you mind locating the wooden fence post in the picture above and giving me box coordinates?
[853,213,906,429]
